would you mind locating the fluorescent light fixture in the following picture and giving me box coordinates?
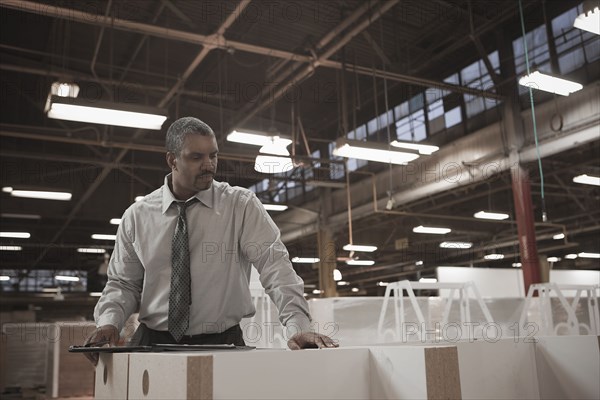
[135,196,145,202]
[262,204,288,211]
[333,138,420,165]
[573,174,600,186]
[346,259,375,266]
[390,140,439,155]
[0,232,30,239]
[512,262,522,267]
[553,233,565,240]
[1,213,41,220]
[227,130,292,147]
[519,71,583,96]
[0,245,22,251]
[413,225,451,234]
[291,257,320,263]
[254,155,294,174]
[333,269,342,281]
[254,137,294,174]
[337,281,350,286]
[419,278,438,283]
[49,81,79,98]
[77,248,106,254]
[343,244,377,252]
[89,292,103,297]
[565,253,578,259]
[578,252,600,258]
[55,275,80,282]
[415,260,424,266]
[3,187,71,201]
[110,218,122,225]
[46,96,167,130]
[377,281,389,286]
[439,241,473,249]
[351,287,359,293]
[574,5,600,35]
[0,276,10,281]
[547,257,561,262]
[91,234,116,241]
[484,253,505,260]
[474,211,510,220]
[312,289,323,295]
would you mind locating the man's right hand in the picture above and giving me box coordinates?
[83,324,120,366]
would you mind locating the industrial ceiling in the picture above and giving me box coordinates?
[0,0,598,297]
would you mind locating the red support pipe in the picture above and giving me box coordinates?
[511,165,542,292]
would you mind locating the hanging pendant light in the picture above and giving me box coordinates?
[254,137,294,174]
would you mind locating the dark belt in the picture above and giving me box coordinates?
[131,323,246,347]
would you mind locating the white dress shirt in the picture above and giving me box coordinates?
[94,175,311,335]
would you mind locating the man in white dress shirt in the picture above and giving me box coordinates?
[84,117,337,364]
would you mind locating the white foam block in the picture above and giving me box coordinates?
[535,335,600,400]
[95,353,129,400]
[455,338,539,399]
[212,348,370,399]
[128,353,213,399]
[127,348,370,400]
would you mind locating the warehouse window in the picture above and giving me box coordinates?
[462,51,500,117]
[552,5,600,74]
[444,106,462,128]
[396,109,427,142]
[513,25,551,95]
[0,269,87,292]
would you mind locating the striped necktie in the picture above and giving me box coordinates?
[168,199,197,341]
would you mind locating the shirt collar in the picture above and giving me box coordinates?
[161,174,215,214]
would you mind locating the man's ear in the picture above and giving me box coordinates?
[166,152,177,171]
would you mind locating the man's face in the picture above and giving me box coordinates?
[168,133,218,193]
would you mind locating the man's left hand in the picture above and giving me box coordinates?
[287,332,339,350]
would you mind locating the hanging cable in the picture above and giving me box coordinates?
[380,19,394,210]
[518,0,547,222]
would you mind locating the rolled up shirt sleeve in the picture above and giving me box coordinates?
[94,207,144,331]
[240,193,312,334]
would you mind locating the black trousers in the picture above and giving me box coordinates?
[130,323,246,346]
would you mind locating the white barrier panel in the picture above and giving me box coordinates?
[437,266,526,298]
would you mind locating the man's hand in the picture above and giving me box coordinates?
[287,332,339,350]
[83,324,120,366]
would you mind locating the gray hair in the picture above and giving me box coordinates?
[165,117,215,156]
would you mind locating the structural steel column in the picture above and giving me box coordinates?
[511,165,541,291]
[498,25,542,294]
[317,188,338,298]
[318,227,338,298]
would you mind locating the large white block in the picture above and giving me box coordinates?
[455,338,539,399]
[212,348,370,399]
[535,335,600,399]
[368,345,461,400]
[128,353,213,399]
[95,353,129,400]
[127,348,370,400]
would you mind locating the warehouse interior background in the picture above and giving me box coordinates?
[0,0,598,319]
